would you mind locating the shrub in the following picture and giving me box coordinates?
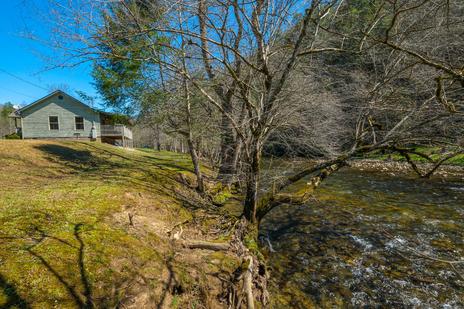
[5,133,21,139]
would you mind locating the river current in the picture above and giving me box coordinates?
[260,169,464,308]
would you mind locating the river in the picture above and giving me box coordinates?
[260,169,464,308]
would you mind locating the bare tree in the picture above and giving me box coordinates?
[27,1,464,304]
[31,0,463,221]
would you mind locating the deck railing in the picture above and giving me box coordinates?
[101,124,133,139]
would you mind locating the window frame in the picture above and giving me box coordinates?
[49,116,60,131]
[75,116,85,131]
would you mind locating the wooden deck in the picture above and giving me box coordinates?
[101,125,133,139]
[100,125,133,147]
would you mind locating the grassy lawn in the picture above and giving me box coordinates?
[0,140,236,308]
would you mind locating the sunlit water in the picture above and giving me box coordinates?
[260,169,464,308]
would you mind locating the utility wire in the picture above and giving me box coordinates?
[0,68,48,91]
[0,86,36,100]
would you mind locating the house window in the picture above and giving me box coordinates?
[49,116,59,130]
[75,116,84,130]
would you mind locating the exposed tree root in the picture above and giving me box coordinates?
[228,218,269,308]
[174,216,269,308]
[182,240,230,251]
[243,256,255,309]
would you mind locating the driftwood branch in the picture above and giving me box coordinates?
[256,159,348,221]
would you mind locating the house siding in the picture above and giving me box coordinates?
[21,93,101,139]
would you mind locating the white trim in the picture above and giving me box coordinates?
[74,116,85,131]
[20,117,24,139]
[49,115,60,131]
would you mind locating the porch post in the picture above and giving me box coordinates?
[20,117,24,139]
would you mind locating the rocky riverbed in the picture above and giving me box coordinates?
[350,159,464,179]
[260,168,464,308]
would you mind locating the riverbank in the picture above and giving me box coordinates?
[350,158,464,179]
[0,140,241,308]
[365,147,464,166]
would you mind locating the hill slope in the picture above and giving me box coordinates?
[0,140,238,308]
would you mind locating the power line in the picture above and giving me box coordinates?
[0,86,37,100]
[0,68,48,91]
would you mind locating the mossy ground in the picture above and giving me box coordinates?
[0,140,238,308]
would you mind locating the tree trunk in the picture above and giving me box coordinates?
[187,137,204,193]
[231,138,242,181]
[243,143,261,223]
[196,137,202,158]
[198,0,238,184]
[154,124,161,151]
[217,101,237,184]
[180,43,205,193]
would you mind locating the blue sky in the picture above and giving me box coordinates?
[0,0,100,107]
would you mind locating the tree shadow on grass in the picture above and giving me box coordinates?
[156,255,176,309]
[24,223,95,308]
[0,274,29,309]
[34,144,123,174]
[33,143,219,216]
[34,143,193,193]
[84,143,195,174]
[15,220,172,308]
[141,155,195,173]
